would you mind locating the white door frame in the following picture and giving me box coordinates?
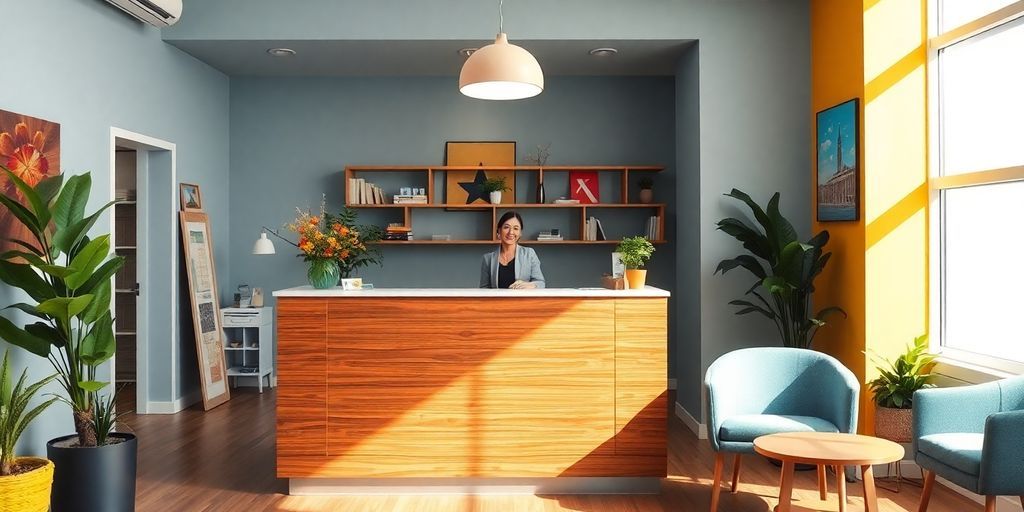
[109,127,177,415]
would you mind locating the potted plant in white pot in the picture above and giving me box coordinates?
[615,236,655,289]
[0,350,58,512]
[867,334,935,443]
[0,167,135,512]
[481,176,510,204]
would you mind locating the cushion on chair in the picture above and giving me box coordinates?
[718,414,839,443]
[917,433,983,476]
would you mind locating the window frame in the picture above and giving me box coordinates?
[928,0,1024,375]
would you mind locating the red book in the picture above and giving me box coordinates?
[569,171,599,204]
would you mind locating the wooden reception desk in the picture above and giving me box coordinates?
[273,287,669,494]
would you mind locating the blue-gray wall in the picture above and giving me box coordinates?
[0,0,229,455]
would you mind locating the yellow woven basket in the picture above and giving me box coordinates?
[0,457,54,512]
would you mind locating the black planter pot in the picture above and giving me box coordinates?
[47,432,137,512]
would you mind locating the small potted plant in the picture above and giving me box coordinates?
[481,176,510,204]
[615,236,655,289]
[0,350,58,512]
[637,176,654,204]
[866,334,935,443]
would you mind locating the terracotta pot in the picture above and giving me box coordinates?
[625,269,647,289]
[874,406,912,443]
[639,188,653,204]
[0,457,54,512]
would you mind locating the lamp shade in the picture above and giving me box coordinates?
[252,232,276,255]
[459,33,543,100]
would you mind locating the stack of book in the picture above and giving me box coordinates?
[393,194,428,204]
[584,217,607,241]
[537,229,563,241]
[384,223,413,241]
[347,178,385,204]
[553,198,580,204]
[645,216,660,241]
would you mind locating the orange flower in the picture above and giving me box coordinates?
[338,226,350,236]
[0,122,53,189]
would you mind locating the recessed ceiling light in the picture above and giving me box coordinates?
[267,48,296,57]
[458,48,478,57]
[589,47,618,57]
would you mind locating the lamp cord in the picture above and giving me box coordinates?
[498,0,504,33]
[261,226,300,248]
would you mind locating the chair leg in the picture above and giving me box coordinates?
[984,496,996,512]
[710,452,724,512]
[818,464,828,500]
[917,470,935,512]
[730,454,742,493]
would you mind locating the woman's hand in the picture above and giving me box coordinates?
[509,280,537,289]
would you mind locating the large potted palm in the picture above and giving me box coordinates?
[715,189,844,348]
[0,166,135,511]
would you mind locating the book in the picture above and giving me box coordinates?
[553,198,580,204]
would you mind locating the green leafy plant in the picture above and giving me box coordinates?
[481,176,510,193]
[714,189,845,348]
[867,335,936,409]
[637,176,653,190]
[90,389,126,446]
[0,350,58,475]
[615,236,655,269]
[0,166,124,447]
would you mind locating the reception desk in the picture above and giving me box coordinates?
[273,287,669,494]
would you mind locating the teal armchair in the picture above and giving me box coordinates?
[704,347,859,512]
[913,375,1024,512]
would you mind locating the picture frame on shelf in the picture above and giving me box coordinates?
[179,182,203,212]
[815,98,859,222]
[444,141,516,206]
[569,171,599,204]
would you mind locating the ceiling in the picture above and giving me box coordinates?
[167,39,694,77]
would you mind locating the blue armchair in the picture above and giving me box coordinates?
[913,375,1024,512]
[704,347,859,512]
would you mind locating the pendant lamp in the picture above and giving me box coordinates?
[459,0,543,100]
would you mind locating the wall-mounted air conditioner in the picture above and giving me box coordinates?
[105,0,182,27]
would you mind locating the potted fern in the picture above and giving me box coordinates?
[481,176,510,204]
[0,166,135,511]
[867,334,935,443]
[0,350,58,512]
[615,236,655,289]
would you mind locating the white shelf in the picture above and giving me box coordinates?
[221,307,275,392]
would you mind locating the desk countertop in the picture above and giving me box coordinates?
[272,286,670,298]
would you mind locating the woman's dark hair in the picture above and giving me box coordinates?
[496,211,524,233]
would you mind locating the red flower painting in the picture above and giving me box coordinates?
[0,110,60,253]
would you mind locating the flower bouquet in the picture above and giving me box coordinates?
[286,196,382,288]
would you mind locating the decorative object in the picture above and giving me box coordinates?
[307,258,340,289]
[341,278,364,290]
[526,142,551,202]
[569,171,599,204]
[179,210,230,410]
[0,109,60,255]
[0,168,138,511]
[252,231,275,255]
[615,236,654,289]
[178,182,202,211]
[867,334,935,443]
[715,189,845,349]
[444,141,516,205]
[0,350,57,512]
[638,176,653,204]
[481,176,510,204]
[458,0,543,100]
[283,195,382,283]
[816,98,859,221]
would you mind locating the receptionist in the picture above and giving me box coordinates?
[480,211,545,289]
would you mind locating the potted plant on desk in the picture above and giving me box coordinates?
[481,176,510,204]
[867,334,936,443]
[0,167,136,512]
[615,236,655,289]
[0,350,58,512]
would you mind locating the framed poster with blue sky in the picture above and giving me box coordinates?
[815,98,859,222]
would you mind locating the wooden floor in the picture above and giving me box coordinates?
[121,389,982,512]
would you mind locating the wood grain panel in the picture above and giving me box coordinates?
[325,298,615,465]
[277,454,666,478]
[277,299,328,473]
[614,299,668,457]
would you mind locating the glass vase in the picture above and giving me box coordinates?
[307,259,341,289]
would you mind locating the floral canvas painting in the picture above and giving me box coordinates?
[0,109,60,252]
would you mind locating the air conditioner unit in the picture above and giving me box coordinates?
[105,0,182,27]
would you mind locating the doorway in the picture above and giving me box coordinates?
[109,128,177,415]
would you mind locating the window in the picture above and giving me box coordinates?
[932,3,1024,372]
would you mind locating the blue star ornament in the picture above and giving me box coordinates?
[459,170,489,204]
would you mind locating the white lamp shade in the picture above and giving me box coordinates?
[459,33,543,100]
[252,232,276,255]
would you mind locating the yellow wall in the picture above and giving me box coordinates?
[810,0,928,434]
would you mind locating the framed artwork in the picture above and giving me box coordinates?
[179,182,202,211]
[179,211,230,410]
[569,171,599,204]
[816,98,859,221]
[444,141,516,205]
[0,109,60,254]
